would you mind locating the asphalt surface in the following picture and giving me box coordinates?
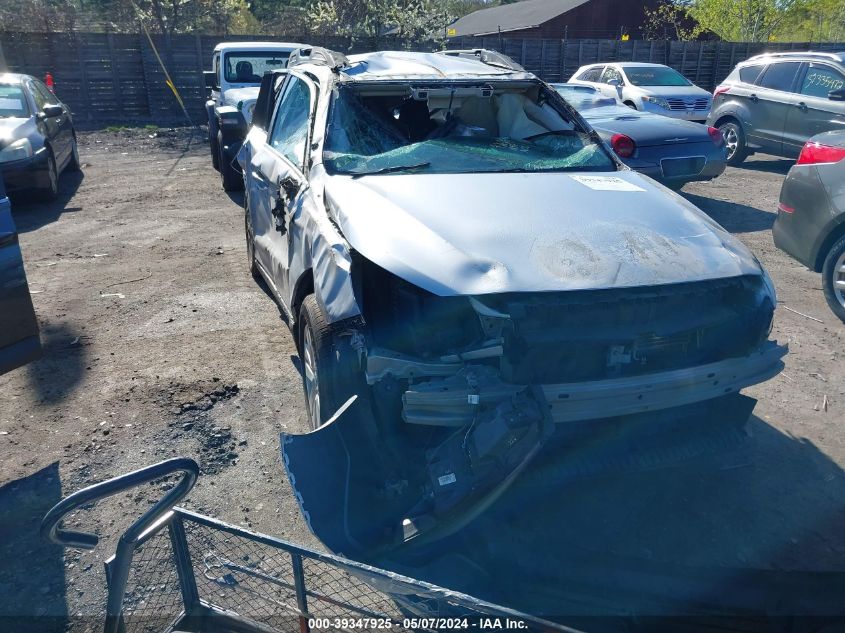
[0,128,843,631]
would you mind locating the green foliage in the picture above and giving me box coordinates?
[776,0,845,42]
[643,0,702,40]
[688,0,807,42]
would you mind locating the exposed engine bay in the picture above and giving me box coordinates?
[283,256,785,556]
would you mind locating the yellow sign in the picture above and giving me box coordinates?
[621,34,630,41]
[447,27,457,36]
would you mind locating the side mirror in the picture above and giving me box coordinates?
[829,88,845,101]
[204,71,218,91]
[40,104,63,118]
[607,78,622,88]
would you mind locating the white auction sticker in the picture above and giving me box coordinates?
[570,175,646,192]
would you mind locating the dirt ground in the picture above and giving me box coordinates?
[0,128,843,631]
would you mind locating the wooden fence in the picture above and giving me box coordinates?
[0,31,843,125]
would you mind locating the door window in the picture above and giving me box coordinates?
[268,76,312,171]
[799,64,845,99]
[758,62,801,93]
[28,81,49,110]
[601,66,624,84]
[578,66,603,82]
[739,64,764,85]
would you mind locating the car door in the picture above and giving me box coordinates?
[598,66,625,99]
[747,61,802,155]
[29,79,70,166]
[0,175,41,375]
[247,72,315,307]
[784,62,845,153]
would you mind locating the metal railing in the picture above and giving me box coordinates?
[41,458,582,633]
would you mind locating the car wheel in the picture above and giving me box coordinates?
[244,196,259,279]
[719,120,749,166]
[38,151,59,201]
[822,236,845,324]
[209,124,220,171]
[219,134,244,192]
[298,294,362,431]
[67,134,81,172]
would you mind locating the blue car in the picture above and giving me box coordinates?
[0,174,40,375]
[552,83,727,190]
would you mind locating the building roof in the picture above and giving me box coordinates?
[448,0,591,37]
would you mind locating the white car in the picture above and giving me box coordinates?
[569,62,712,122]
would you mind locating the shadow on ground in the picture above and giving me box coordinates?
[0,462,67,633]
[684,192,776,233]
[10,171,84,233]
[382,402,845,630]
[737,158,795,176]
[25,322,87,405]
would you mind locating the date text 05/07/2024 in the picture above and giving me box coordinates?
[307,617,530,630]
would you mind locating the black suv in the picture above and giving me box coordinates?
[707,51,845,165]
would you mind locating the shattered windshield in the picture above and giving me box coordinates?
[323,83,615,176]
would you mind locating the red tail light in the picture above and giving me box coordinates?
[611,133,636,158]
[713,85,730,98]
[796,141,845,165]
[707,126,724,146]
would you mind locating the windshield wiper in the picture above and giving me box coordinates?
[348,162,431,178]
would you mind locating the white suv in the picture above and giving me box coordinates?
[570,62,712,122]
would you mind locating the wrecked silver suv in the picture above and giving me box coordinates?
[238,48,785,553]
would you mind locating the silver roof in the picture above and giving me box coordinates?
[339,51,534,81]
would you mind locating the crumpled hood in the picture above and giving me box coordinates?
[0,117,34,149]
[324,170,762,296]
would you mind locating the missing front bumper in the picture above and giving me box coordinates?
[399,341,786,427]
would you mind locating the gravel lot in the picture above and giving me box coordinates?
[0,128,843,630]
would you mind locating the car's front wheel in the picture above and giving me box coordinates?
[719,120,749,166]
[219,133,243,191]
[244,196,259,279]
[38,151,59,200]
[822,236,845,324]
[298,294,362,431]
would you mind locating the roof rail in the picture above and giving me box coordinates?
[747,51,844,62]
[440,49,525,72]
[289,46,349,71]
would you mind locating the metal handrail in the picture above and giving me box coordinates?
[40,457,199,549]
[40,458,199,633]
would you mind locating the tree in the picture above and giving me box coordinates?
[777,0,845,41]
[688,0,807,42]
[643,0,702,40]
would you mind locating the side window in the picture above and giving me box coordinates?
[757,62,801,93]
[268,76,312,171]
[28,81,48,110]
[213,53,220,77]
[34,81,55,103]
[578,66,603,82]
[738,64,764,85]
[799,64,845,98]
[601,66,623,84]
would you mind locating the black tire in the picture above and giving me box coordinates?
[219,136,243,192]
[821,235,845,324]
[66,133,81,172]
[244,195,259,280]
[298,294,362,430]
[209,120,220,171]
[38,151,59,201]
[718,120,749,166]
